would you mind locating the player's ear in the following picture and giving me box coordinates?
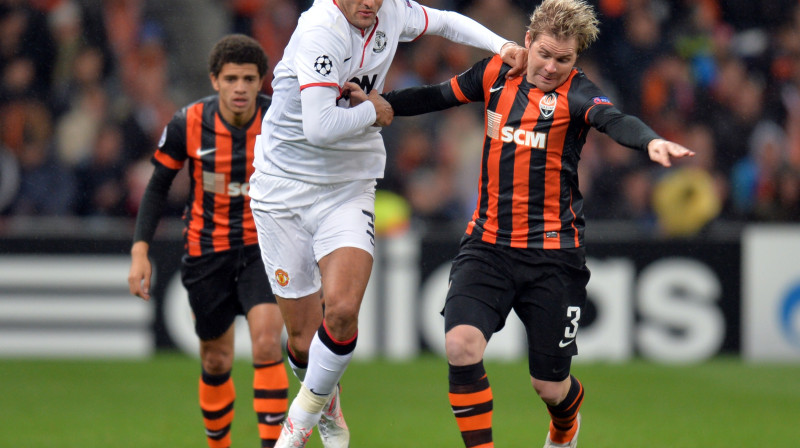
[525,30,532,49]
[210,73,221,92]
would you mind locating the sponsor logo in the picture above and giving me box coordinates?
[275,269,290,287]
[592,96,613,105]
[558,339,575,348]
[343,56,352,62]
[539,92,557,119]
[452,407,473,414]
[265,414,285,424]
[500,126,547,149]
[205,428,226,437]
[373,31,387,53]
[349,74,377,94]
[196,147,217,157]
[489,85,504,93]
[201,171,249,196]
[546,231,558,238]
[486,110,503,139]
[314,55,332,76]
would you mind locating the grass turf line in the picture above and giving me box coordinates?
[1,353,798,447]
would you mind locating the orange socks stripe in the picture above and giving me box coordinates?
[253,360,289,448]
[199,369,235,448]
[449,362,494,448]
[546,375,584,444]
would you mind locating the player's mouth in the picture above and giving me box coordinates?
[232,98,248,108]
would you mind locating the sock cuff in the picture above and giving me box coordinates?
[449,361,486,385]
[201,369,232,386]
[286,342,308,369]
[253,359,284,369]
[318,322,357,356]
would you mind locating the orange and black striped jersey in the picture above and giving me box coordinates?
[385,55,660,249]
[150,94,270,256]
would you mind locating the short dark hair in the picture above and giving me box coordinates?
[208,34,268,77]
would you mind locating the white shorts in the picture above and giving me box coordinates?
[250,171,376,298]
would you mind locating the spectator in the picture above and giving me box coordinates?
[73,121,128,217]
[7,100,76,216]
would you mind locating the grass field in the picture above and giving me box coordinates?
[1,353,799,447]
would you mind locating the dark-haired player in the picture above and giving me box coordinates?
[128,34,288,448]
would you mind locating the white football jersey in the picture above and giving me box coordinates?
[252,0,509,185]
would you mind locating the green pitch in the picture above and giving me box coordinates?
[1,353,798,447]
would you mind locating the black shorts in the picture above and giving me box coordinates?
[443,235,591,380]
[181,244,275,340]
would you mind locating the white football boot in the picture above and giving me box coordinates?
[317,384,349,448]
[275,417,313,448]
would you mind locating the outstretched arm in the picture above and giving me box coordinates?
[381,81,462,116]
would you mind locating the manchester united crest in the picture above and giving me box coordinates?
[275,269,290,287]
[373,31,387,53]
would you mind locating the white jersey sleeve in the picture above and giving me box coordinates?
[294,22,377,146]
[301,86,376,146]
[421,6,511,54]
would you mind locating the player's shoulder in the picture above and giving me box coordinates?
[301,0,348,33]
[171,95,217,125]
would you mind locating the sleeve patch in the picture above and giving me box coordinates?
[592,96,613,105]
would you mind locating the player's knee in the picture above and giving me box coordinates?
[445,326,485,365]
[201,350,233,375]
[321,300,359,330]
[532,377,569,406]
[250,331,283,363]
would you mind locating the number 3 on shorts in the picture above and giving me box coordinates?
[564,306,581,338]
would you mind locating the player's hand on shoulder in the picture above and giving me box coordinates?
[647,138,695,168]
[500,42,527,79]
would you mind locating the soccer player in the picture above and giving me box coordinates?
[127,34,289,448]
[379,0,695,446]
[247,0,527,446]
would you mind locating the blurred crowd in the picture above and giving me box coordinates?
[1,0,799,237]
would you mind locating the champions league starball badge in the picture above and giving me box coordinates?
[314,55,333,76]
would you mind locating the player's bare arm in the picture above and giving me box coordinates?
[647,138,695,168]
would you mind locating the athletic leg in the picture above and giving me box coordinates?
[446,325,493,448]
[199,327,236,448]
[248,303,289,448]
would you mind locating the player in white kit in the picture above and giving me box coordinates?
[249,0,526,446]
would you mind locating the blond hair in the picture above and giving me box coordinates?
[528,0,600,54]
